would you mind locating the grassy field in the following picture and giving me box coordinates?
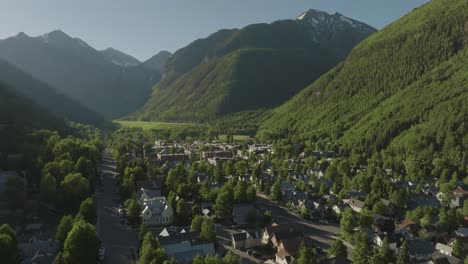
[114,120,194,130]
[218,134,252,142]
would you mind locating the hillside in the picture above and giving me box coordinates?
[259,0,468,173]
[0,30,162,119]
[0,81,63,130]
[142,50,172,73]
[134,11,376,121]
[0,58,105,125]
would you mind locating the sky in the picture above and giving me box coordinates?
[0,0,430,61]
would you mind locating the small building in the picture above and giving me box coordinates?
[141,197,173,226]
[262,223,302,247]
[157,231,215,264]
[402,238,435,262]
[343,198,365,213]
[231,230,262,249]
[157,153,190,162]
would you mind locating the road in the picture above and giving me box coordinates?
[256,194,354,259]
[95,149,138,264]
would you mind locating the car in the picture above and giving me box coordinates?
[247,250,260,257]
[319,220,329,224]
[98,247,105,261]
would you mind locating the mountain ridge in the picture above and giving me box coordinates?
[134,10,376,121]
[0,30,166,119]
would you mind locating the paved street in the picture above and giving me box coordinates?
[95,149,138,264]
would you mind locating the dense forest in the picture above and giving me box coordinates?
[259,0,467,181]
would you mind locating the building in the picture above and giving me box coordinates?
[451,186,468,208]
[262,223,302,247]
[157,231,215,264]
[157,153,190,162]
[135,188,161,202]
[343,198,365,213]
[201,150,233,161]
[141,197,173,226]
[231,230,262,249]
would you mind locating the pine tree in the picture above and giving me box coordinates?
[397,241,410,264]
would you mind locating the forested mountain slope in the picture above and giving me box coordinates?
[0,59,105,125]
[259,0,468,175]
[134,11,376,121]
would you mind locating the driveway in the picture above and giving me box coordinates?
[95,149,138,264]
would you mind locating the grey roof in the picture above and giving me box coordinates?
[156,231,199,246]
[407,238,435,256]
[232,232,248,242]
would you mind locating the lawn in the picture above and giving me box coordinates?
[114,120,194,130]
[218,134,252,142]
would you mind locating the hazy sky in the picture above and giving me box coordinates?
[0,0,430,61]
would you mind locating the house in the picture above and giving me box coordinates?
[18,236,57,264]
[402,238,435,262]
[262,223,302,247]
[207,157,235,166]
[157,231,215,264]
[280,183,296,195]
[372,215,395,233]
[275,237,302,264]
[231,230,262,249]
[435,243,453,256]
[201,150,232,160]
[141,197,173,226]
[431,251,463,264]
[343,198,365,213]
[157,153,189,162]
[332,202,349,215]
[233,204,259,226]
[451,187,468,208]
[397,219,420,238]
[371,233,404,251]
[418,225,448,241]
[135,188,161,203]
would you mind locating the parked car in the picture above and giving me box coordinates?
[247,250,260,257]
[98,247,105,261]
[319,220,328,224]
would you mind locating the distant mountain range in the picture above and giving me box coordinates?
[0,58,105,125]
[0,30,171,119]
[100,47,141,68]
[133,9,376,121]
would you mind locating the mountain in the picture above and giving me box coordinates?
[142,50,172,73]
[0,81,63,130]
[134,11,376,122]
[0,30,157,119]
[100,47,141,67]
[0,58,105,125]
[259,0,467,172]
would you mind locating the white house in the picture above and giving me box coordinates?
[141,197,173,226]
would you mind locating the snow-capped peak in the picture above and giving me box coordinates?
[297,9,329,20]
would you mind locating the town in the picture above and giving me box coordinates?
[0,125,467,264]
